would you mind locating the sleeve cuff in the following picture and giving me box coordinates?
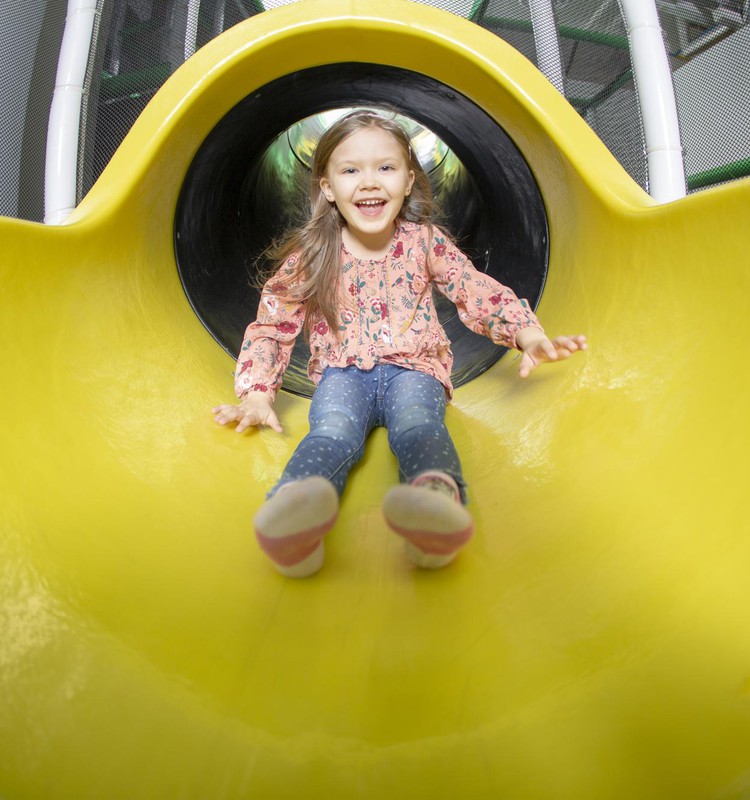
[237,384,278,403]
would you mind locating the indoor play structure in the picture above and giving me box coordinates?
[1,1,749,798]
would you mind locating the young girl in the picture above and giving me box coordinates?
[213,110,586,577]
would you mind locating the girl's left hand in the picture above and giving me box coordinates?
[518,334,588,379]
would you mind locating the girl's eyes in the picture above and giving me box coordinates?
[340,165,397,174]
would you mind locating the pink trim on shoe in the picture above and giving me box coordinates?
[382,481,474,568]
[256,516,337,567]
[385,519,474,556]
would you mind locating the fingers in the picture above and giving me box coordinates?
[212,403,282,433]
[519,341,555,378]
[554,334,587,352]
[212,405,242,425]
[540,339,560,362]
[546,335,588,360]
[264,410,283,433]
[236,408,282,434]
[518,352,535,379]
[234,409,281,433]
[235,413,255,434]
[518,334,588,378]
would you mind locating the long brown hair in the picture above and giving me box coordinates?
[266,109,436,335]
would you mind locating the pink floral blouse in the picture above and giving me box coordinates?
[234,222,543,401]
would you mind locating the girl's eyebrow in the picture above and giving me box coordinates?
[330,156,359,167]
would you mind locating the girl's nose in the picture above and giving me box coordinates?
[359,170,379,189]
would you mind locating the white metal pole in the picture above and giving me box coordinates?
[529,0,566,95]
[185,0,201,61]
[44,0,98,225]
[619,0,687,202]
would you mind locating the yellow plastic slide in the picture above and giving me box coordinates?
[2,2,749,797]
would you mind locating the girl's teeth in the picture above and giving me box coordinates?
[356,200,386,216]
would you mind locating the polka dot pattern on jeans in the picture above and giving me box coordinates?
[270,364,467,503]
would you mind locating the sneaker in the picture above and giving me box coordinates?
[253,476,338,577]
[382,472,474,569]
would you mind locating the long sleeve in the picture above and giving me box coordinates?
[426,228,543,349]
[234,269,306,402]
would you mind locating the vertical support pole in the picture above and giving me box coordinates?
[619,0,687,201]
[185,0,201,60]
[529,0,566,95]
[44,0,98,225]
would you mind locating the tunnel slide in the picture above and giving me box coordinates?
[2,1,750,798]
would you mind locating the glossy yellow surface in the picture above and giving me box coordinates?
[2,2,749,797]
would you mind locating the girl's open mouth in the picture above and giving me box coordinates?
[355,199,387,217]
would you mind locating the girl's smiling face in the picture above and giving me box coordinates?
[319,127,415,257]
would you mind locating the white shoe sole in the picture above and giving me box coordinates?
[382,485,474,569]
[254,477,338,577]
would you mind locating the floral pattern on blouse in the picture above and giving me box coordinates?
[234,221,543,401]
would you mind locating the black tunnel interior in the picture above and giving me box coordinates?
[175,63,549,396]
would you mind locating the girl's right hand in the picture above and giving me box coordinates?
[212,393,282,434]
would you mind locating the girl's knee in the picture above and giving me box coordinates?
[310,408,367,444]
[389,403,444,437]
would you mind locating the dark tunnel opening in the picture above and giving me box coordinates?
[174,63,549,396]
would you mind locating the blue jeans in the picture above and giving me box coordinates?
[271,365,467,503]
